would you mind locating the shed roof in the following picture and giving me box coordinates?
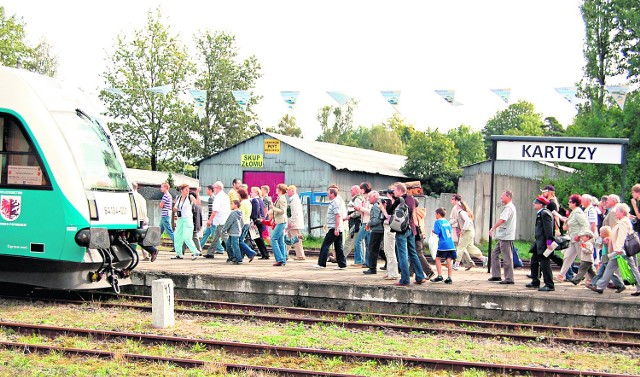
[263,132,408,178]
[127,168,199,188]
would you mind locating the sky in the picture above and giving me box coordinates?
[3,0,587,139]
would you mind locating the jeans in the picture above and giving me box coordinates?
[227,235,242,262]
[395,228,425,285]
[354,226,369,265]
[159,215,174,241]
[271,223,287,263]
[592,262,624,287]
[239,224,256,260]
[201,224,224,252]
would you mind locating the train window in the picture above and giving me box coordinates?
[53,111,128,191]
[0,115,51,187]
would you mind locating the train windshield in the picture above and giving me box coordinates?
[54,111,129,191]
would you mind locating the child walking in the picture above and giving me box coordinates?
[431,207,456,284]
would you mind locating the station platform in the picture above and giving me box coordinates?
[128,252,640,331]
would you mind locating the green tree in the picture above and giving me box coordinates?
[387,113,419,153]
[542,116,565,137]
[402,129,461,194]
[266,114,302,137]
[350,124,403,154]
[612,0,640,83]
[446,124,485,167]
[100,8,195,171]
[316,99,359,145]
[0,6,58,76]
[481,100,544,156]
[193,30,262,155]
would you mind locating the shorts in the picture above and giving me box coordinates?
[436,249,456,260]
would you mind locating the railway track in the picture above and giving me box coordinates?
[0,320,631,377]
[4,293,639,349]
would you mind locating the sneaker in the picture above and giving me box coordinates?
[170,255,183,260]
[452,263,459,271]
[431,275,444,283]
[616,286,626,293]
[444,277,452,284]
[191,253,201,260]
[312,265,325,269]
[425,271,435,280]
[335,266,347,270]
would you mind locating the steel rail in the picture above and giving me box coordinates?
[115,294,640,341]
[20,296,639,349]
[0,321,631,377]
[0,340,358,376]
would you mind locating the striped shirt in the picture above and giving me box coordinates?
[161,192,172,216]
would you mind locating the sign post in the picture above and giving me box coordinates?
[486,136,629,274]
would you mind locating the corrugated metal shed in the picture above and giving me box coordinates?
[462,160,576,179]
[263,132,407,178]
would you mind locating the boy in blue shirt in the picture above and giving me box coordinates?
[431,207,456,284]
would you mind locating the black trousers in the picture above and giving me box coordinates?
[366,232,384,269]
[530,252,554,288]
[318,230,346,268]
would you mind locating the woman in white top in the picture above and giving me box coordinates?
[556,194,589,281]
[172,183,201,260]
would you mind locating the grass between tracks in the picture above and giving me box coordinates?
[0,300,637,376]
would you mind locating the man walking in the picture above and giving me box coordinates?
[393,182,426,286]
[488,191,517,284]
[314,187,347,269]
[527,196,555,291]
[205,181,230,258]
[158,182,175,245]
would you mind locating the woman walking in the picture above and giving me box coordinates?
[172,184,201,260]
[250,186,270,259]
[556,194,589,281]
[269,183,289,266]
[451,194,487,270]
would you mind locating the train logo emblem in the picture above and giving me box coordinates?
[1,195,21,222]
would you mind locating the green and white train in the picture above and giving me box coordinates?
[0,66,159,293]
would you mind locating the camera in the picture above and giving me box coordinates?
[177,210,182,217]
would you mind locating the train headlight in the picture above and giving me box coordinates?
[75,228,110,249]
[87,199,99,220]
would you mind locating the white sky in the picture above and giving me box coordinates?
[4,0,586,139]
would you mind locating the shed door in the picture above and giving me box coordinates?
[243,171,285,202]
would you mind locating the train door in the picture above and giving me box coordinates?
[0,112,64,259]
[243,171,285,202]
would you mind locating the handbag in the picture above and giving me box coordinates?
[624,232,640,257]
[553,235,571,251]
[617,256,636,285]
[427,233,438,260]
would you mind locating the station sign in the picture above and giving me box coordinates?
[264,139,280,154]
[496,140,624,164]
[241,154,263,168]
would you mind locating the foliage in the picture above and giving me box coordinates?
[316,99,359,145]
[266,114,302,137]
[100,8,195,171]
[193,30,262,156]
[446,124,486,167]
[0,6,58,76]
[481,100,545,157]
[611,0,640,83]
[401,129,461,194]
[542,116,565,137]
[387,113,420,154]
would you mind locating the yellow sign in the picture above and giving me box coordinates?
[264,139,281,154]
[241,154,263,168]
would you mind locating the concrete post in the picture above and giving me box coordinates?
[151,279,174,328]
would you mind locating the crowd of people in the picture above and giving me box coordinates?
[136,178,640,296]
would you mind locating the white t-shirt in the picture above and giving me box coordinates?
[211,190,231,225]
[175,195,193,222]
[496,201,516,241]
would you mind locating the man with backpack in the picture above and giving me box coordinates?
[391,182,426,286]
